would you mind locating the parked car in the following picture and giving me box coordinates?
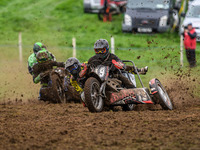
[84,0,103,13]
[180,0,200,41]
[122,0,179,33]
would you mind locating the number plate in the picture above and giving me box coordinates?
[138,28,152,33]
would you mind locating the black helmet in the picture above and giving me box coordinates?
[65,57,81,79]
[36,50,49,63]
[33,42,46,54]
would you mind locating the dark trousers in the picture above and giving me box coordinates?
[186,49,196,67]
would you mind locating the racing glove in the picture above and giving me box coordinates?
[126,66,148,74]
[112,59,125,70]
[138,66,148,75]
[40,71,49,79]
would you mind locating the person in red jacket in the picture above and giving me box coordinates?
[183,23,197,67]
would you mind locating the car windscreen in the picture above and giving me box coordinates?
[127,0,170,10]
[187,6,200,18]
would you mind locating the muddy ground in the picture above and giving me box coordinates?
[0,77,200,150]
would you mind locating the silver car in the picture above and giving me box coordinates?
[180,1,200,41]
[83,0,103,13]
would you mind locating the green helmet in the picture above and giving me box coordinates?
[33,42,46,54]
[36,50,49,63]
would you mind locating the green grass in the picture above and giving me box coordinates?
[0,0,200,100]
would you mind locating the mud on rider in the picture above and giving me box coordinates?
[32,50,64,100]
[28,42,55,75]
[64,57,87,105]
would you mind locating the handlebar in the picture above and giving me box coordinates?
[122,60,144,88]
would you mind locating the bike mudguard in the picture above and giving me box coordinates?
[149,78,158,95]
[149,78,160,104]
[109,88,153,105]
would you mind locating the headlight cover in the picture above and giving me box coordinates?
[124,14,132,26]
[159,15,168,27]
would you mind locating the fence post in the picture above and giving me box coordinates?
[180,35,184,67]
[111,36,115,54]
[19,32,23,63]
[72,37,76,58]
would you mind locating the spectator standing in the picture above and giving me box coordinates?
[183,23,197,67]
[101,0,112,22]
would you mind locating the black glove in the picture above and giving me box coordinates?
[40,71,49,79]
[138,66,148,74]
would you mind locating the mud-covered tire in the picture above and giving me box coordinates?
[51,74,65,103]
[84,77,104,113]
[122,104,135,111]
[154,79,173,110]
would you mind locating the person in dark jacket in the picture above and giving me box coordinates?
[183,23,197,67]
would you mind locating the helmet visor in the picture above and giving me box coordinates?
[67,64,78,73]
[95,48,106,54]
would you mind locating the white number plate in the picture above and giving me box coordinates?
[138,28,152,33]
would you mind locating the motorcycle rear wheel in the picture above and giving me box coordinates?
[51,74,66,103]
[84,77,104,112]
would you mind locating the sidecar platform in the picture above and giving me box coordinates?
[109,88,154,105]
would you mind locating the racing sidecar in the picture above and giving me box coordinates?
[83,60,173,112]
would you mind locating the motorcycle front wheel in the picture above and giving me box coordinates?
[84,77,104,112]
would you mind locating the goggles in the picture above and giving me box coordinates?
[38,58,48,63]
[95,48,107,54]
[67,64,79,73]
